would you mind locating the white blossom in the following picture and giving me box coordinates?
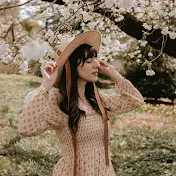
[1,55,13,63]
[47,19,53,23]
[39,58,56,73]
[47,47,55,58]
[87,4,94,11]
[169,32,176,40]
[115,15,124,22]
[148,52,153,57]
[169,9,176,18]
[136,59,141,63]
[0,0,7,5]
[96,19,104,28]
[129,53,135,58]
[72,3,79,12]
[142,23,152,31]
[161,27,169,35]
[148,11,155,19]
[60,8,70,19]
[45,29,55,40]
[62,0,69,3]
[138,40,148,47]
[19,60,29,75]
[137,54,142,58]
[39,58,48,68]
[146,69,155,76]
[117,0,136,9]
[82,11,92,22]
[87,21,97,29]
[20,40,51,61]
[0,42,10,56]
[153,24,159,29]
[57,34,65,42]
[45,7,53,16]
[104,0,116,9]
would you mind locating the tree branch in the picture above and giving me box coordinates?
[94,9,176,58]
[0,0,33,11]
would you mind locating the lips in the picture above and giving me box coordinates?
[92,72,98,76]
[92,70,98,74]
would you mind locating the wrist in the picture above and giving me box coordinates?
[41,81,52,93]
[107,68,117,78]
[109,70,124,82]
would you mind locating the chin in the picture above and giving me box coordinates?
[85,75,98,83]
[87,78,98,83]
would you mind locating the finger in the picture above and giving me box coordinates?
[48,62,56,68]
[97,66,103,72]
[47,60,56,66]
[41,68,50,80]
[45,65,54,72]
[47,64,59,75]
[53,65,59,73]
[99,60,106,64]
[99,60,108,67]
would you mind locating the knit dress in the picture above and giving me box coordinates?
[18,74,144,176]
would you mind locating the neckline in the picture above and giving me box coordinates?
[84,109,96,115]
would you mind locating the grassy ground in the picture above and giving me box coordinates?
[0,74,176,176]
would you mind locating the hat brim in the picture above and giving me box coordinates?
[54,30,101,88]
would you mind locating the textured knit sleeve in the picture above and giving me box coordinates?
[100,73,144,116]
[18,85,67,137]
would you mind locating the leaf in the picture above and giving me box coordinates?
[20,20,41,36]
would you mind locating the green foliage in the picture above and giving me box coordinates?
[0,74,176,176]
[1,104,10,114]
[0,132,60,176]
[110,129,176,176]
[1,128,176,176]
[0,104,15,127]
[20,20,41,36]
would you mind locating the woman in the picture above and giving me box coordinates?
[19,31,144,176]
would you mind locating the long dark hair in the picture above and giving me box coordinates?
[57,44,108,133]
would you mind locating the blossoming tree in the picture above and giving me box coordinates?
[0,0,176,77]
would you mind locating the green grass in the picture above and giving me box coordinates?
[0,74,176,176]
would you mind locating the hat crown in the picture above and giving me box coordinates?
[58,37,75,52]
[55,31,101,62]
[54,30,101,88]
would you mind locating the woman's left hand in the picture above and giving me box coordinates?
[98,60,116,77]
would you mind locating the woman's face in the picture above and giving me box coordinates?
[77,57,100,83]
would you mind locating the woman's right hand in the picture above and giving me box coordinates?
[41,61,60,92]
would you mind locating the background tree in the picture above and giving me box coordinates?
[0,0,176,102]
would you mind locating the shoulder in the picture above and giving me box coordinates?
[99,91,110,109]
[99,89,120,109]
[48,87,63,106]
[99,90,111,102]
[48,88,68,119]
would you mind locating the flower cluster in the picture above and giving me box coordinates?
[0,42,12,64]
[146,69,156,76]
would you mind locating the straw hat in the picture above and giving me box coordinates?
[53,30,101,88]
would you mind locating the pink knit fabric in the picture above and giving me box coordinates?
[19,75,144,176]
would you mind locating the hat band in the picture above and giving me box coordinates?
[57,49,61,57]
